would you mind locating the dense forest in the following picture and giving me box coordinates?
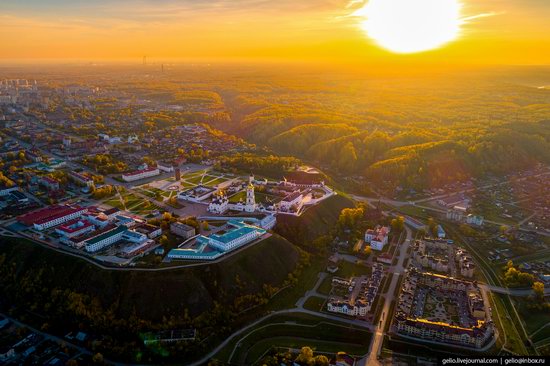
[25,64,550,191]
[114,66,550,191]
[214,70,550,190]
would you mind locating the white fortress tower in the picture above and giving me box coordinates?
[245,174,256,213]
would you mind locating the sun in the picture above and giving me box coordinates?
[357,0,462,54]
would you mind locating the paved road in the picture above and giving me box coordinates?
[480,284,550,297]
[358,225,412,366]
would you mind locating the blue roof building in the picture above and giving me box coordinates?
[167,220,266,260]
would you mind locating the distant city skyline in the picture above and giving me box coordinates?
[1,0,550,64]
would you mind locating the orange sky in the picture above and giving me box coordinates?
[1,0,550,64]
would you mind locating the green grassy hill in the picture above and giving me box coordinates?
[0,234,300,321]
[275,194,354,245]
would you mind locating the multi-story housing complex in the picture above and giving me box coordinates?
[394,269,493,349]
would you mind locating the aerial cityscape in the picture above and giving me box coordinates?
[0,0,549,365]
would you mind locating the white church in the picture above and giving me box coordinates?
[208,174,256,214]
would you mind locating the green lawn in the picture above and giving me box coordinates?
[512,296,550,335]
[337,260,372,278]
[532,326,550,344]
[203,177,229,187]
[492,294,530,355]
[185,175,205,185]
[265,258,325,312]
[303,296,326,312]
[229,191,246,203]
[318,276,333,296]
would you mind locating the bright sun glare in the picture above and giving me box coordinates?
[358,0,462,54]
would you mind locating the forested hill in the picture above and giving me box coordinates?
[214,69,550,190]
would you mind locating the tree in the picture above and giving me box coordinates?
[159,235,169,246]
[295,346,314,365]
[338,142,358,173]
[314,355,330,366]
[427,218,437,237]
[364,245,372,257]
[202,221,210,231]
[390,216,405,232]
[92,353,104,364]
[533,282,545,301]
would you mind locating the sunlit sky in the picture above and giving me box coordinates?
[2,0,550,64]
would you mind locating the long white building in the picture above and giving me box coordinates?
[18,205,87,231]
[122,167,160,182]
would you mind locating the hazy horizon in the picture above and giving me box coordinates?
[2,0,550,65]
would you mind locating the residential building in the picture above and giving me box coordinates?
[327,301,368,317]
[446,206,466,221]
[170,222,196,239]
[38,176,60,191]
[69,171,94,187]
[365,225,390,251]
[466,214,484,226]
[0,185,18,196]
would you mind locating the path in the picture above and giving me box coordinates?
[295,272,328,308]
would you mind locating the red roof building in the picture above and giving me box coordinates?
[18,204,86,231]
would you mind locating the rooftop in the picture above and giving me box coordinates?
[18,205,85,226]
[85,225,127,245]
[122,166,159,177]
